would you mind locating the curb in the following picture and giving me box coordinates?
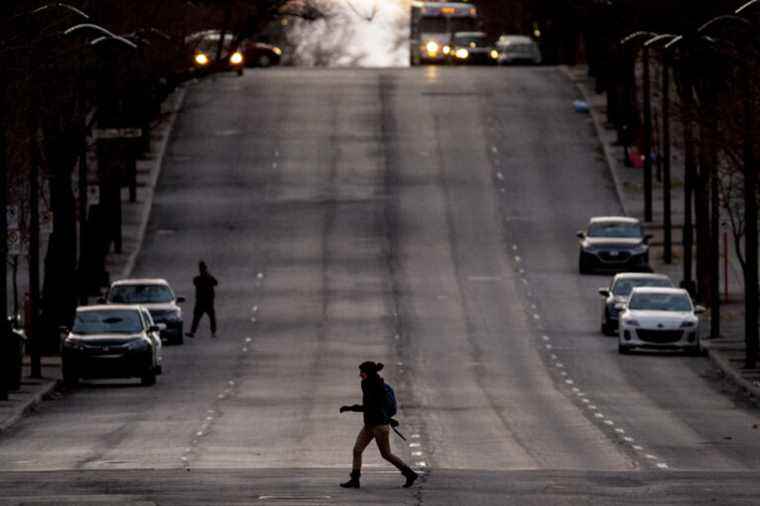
[0,380,59,434]
[120,85,188,279]
[559,65,629,217]
[704,344,760,399]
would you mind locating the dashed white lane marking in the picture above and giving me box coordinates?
[556,362,564,368]
[251,306,258,312]
[656,463,670,469]
[496,172,504,181]
[564,379,574,385]
[588,405,597,410]
[533,313,541,320]
[416,462,427,467]
[604,420,615,426]
[196,431,203,437]
[633,445,644,451]
[645,454,658,460]
[582,398,590,404]
[594,413,605,420]
[251,317,257,323]
[512,244,518,251]
[623,437,635,443]
[274,150,279,157]
[545,344,552,350]
[550,354,558,360]
[542,335,550,341]
[515,256,522,263]
[409,443,421,448]
[257,272,264,278]
[560,371,567,376]
[242,347,248,352]
[491,146,498,154]
[245,337,252,343]
[412,452,423,457]
[615,428,626,434]
[272,162,278,169]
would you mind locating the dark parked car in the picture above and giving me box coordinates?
[61,305,163,386]
[577,217,652,274]
[496,35,542,65]
[186,30,245,76]
[243,41,282,67]
[105,278,185,345]
[598,273,673,335]
[448,31,499,65]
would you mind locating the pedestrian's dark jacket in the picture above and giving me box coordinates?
[193,272,218,306]
[345,376,389,426]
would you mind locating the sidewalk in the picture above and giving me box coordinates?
[0,86,187,434]
[563,65,760,398]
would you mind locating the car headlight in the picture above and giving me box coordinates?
[442,45,451,55]
[622,318,640,327]
[680,320,697,328]
[272,46,282,56]
[230,51,243,65]
[128,339,150,351]
[194,53,209,66]
[490,49,499,59]
[455,48,469,59]
[63,336,83,349]
[630,243,649,254]
[426,41,439,54]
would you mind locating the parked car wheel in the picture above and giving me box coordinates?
[173,324,184,345]
[62,365,78,385]
[601,318,612,336]
[579,254,592,274]
[141,370,157,386]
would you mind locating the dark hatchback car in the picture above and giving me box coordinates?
[186,30,245,76]
[577,217,652,274]
[597,273,673,335]
[61,305,163,386]
[242,41,282,67]
[448,31,499,65]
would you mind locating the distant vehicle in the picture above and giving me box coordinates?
[61,305,164,386]
[617,287,705,355]
[409,1,479,65]
[598,273,674,335]
[577,217,652,274]
[243,41,282,67]
[448,31,499,65]
[496,35,542,65]
[186,30,244,76]
[104,278,185,345]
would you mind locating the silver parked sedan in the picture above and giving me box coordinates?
[598,273,673,335]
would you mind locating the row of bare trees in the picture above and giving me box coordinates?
[0,0,313,380]
[581,1,760,367]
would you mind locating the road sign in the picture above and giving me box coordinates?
[7,228,21,255]
[94,128,142,139]
[40,209,53,234]
[88,185,100,205]
[6,206,18,228]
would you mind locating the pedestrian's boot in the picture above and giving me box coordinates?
[339,470,360,489]
[401,466,418,488]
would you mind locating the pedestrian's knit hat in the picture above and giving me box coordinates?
[359,361,384,375]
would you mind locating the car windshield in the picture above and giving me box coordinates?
[109,284,174,304]
[420,17,447,33]
[612,278,672,296]
[628,293,692,312]
[587,222,642,238]
[72,310,144,335]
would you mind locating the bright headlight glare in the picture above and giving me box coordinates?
[455,48,469,59]
[194,53,209,65]
[230,51,243,65]
[490,49,499,59]
[442,45,451,55]
[426,41,439,54]
[273,46,282,55]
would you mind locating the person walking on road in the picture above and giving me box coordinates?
[185,261,218,338]
[339,361,418,489]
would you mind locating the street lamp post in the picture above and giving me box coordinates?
[621,31,658,223]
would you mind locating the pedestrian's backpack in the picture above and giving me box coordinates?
[383,383,398,418]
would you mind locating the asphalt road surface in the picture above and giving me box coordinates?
[2,66,760,505]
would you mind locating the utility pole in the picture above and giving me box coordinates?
[662,52,672,263]
[29,129,41,379]
[643,46,653,222]
[0,119,8,401]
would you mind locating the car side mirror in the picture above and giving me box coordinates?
[176,296,186,303]
[576,231,585,239]
[694,305,706,314]
[598,288,610,297]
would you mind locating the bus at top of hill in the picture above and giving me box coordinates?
[409,1,480,66]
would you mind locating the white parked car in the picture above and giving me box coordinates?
[618,287,705,355]
[496,34,542,65]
